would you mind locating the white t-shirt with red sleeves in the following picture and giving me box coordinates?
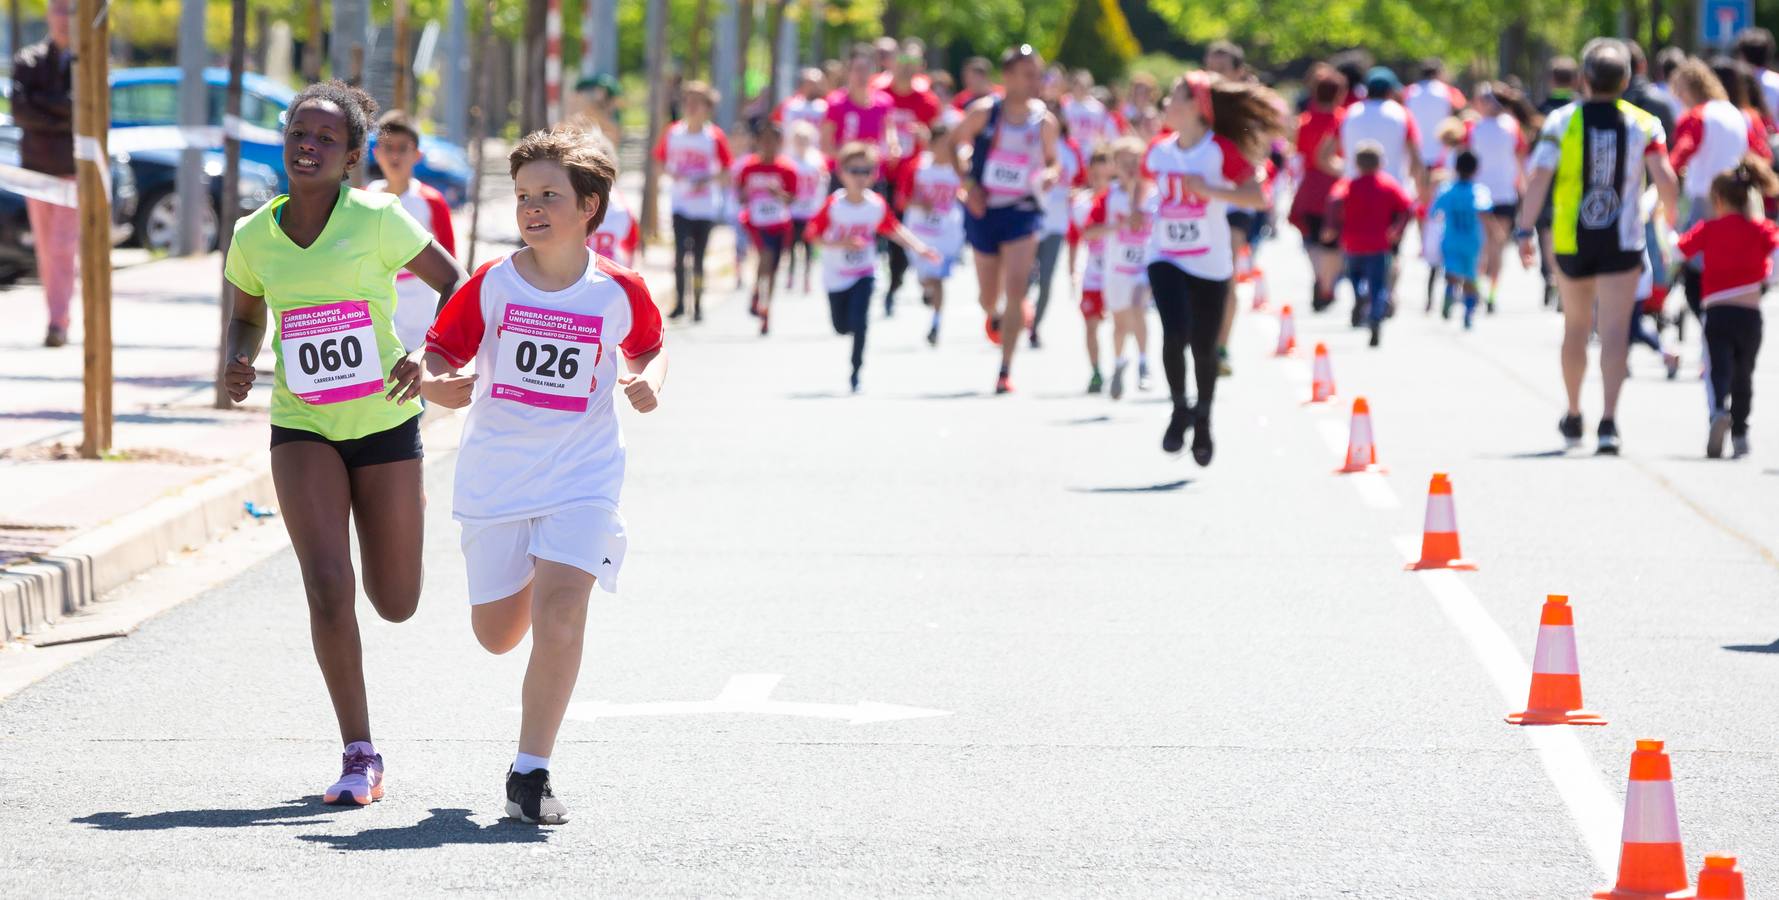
[1072,191,1105,292]
[733,153,799,231]
[368,178,456,353]
[790,151,829,220]
[1340,99,1421,190]
[652,120,734,221]
[804,190,901,292]
[1089,180,1156,285]
[1061,95,1123,158]
[774,94,829,133]
[1143,132,1256,281]
[1404,79,1466,166]
[425,250,665,526]
[588,194,640,268]
[1464,113,1525,204]
[898,152,964,256]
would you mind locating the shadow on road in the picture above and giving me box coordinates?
[1053,414,1112,426]
[1495,449,1576,460]
[1723,639,1779,654]
[295,808,550,851]
[906,390,982,400]
[73,797,337,831]
[1068,479,1191,494]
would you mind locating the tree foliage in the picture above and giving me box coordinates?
[1051,0,1140,82]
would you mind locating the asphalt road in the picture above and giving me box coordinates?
[2,225,1777,897]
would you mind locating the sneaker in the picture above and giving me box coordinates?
[984,315,1001,345]
[849,370,861,394]
[692,306,704,323]
[44,326,67,348]
[1664,352,1681,380]
[1368,323,1381,348]
[1109,361,1127,400]
[1486,298,1498,315]
[926,324,939,346]
[505,767,568,825]
[1441,294,1454,320]
[1558,414,1584,449]
[1028,330,1042,350]
[1350,303,1364,328]
[748,295,762,317]
[1217,346,1232,376]
[1707,411,1731,459]
[1136,363,1153,392]
[323,743,385,806]
[1190,408,1214,466]
[994,373,1013,395]
[1162,402,1193,454]
[669,305,686,320]
[759,311,770,336]
[1596,418,1621,456]
[1733,435,1751,458]
[1462,305,1475,330]
[1087,371,1104,394]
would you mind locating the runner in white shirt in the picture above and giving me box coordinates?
[368,111,458,353]
[580,128,639,268]
[805,142,939,392]
[1463,83,1533,311]
[651,81,733,321]
[785,121,829,296]
[1082,137,1155,402]
[420,129,667,827]
[1073,147,1113,394]
[1029,122,1086,348]
[1142,71,1278,465]
[773,68,831,133]
[1403,60,1467,169]
[1061,71,1124,158]
[1341,67,1428,195]
[894,126,966,345]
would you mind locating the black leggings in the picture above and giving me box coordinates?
[1147,263,1229,411]
[1705,305,1762,437]
[671,214,715,312]
[829,277,874,376]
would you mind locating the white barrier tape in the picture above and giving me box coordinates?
[223,115,245,142]
[108,121,283,154]
[0,163,78,207]
[73,134,111,197]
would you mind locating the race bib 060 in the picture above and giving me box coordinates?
[491,304,601,412]
[280,300,384,404]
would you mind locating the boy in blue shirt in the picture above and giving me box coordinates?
[1429,150,1493,329]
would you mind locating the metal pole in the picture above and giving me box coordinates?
[331,0,368,87]
[75,0,112,457]
[465,0,494,271]
[444,0,468,143]
[713,0,738,127]
[216,0,246,409]
[640,0,667,240]
[175,0,206,257]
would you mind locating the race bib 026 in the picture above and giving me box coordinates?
[491,304,601,412]
[280,300,384,405]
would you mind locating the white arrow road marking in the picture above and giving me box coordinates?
[1396,537,1620,879]
[552,674,953,726]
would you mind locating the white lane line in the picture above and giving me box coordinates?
[1317,420,1400,508]
[1394,536,1620,879]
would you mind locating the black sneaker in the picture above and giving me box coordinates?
[505,767,568,825]
[1368,322,1381,347]
[926,324,939,346]
[1350,303,1364,328]
[669,305,686,320]
[1707,411,1731,459]
[1596,419,1620,456]
[1161,402,1193,454]
[1190,407,1214,466]
[1558,414,1584,449]
[1028,330,1042,349]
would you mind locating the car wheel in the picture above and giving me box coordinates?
[138,187,219,253]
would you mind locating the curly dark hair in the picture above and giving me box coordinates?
[287,79,380,158]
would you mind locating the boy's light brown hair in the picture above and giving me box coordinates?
[375,109,420,145]
[837,140,879,168]
[509,126,617,235]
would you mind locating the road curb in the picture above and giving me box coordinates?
[0,409,460,644]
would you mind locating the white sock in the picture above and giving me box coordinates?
[514,752,550,775]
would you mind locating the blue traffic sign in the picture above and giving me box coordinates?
[1703,0,1753,46]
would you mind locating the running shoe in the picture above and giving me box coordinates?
[1441,293,1454,320]
[1162,402,1193,454]
[1190,408,1214,466]
[1733,435,1751,458]
[1137,362,1153,392]
[749,294,762,317]
[1558,414,1584,449]
[1463,304,1475,330]
[926,324,939,346]
[1217,346,1232,376]
[1350,303,1364,328]
[1087,371,1103,394]
[985,315,1001,345]
[1707,411,1731,459]
[44,326,67,348]
[1664,352,1681,380]
[692,306,704,323]
[995,373,1013,395]
[1029,329,1042,350]
[1596,418,1621,456]
[759,310,770,336]
[1486,297,1498,315]
[1109,361,1127,400]
[324,743,384,806]
[1368,323,1381,348]
[505,767,568,825]
[849,370,861,394]
[668,305,686,320]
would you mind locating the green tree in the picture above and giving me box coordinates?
[1051,0,1139,83]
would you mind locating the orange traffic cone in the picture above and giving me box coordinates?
[1307,342,1336,403]
[1505,594,1606,725]
[1696,855,1745,900]
[1335,397,1387,474]
[1405,473,1477,570]
[1251,267,1270,311]
[1595,739,1694,899]
[1274,305,1297,356]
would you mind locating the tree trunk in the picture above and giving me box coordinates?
[522,0,547,133]
[765,0,786,106]
[737,0,755,116]
[303,0,323,79]
[641,0,669,240]
[689,0,711,80]
[1497,18,1527,81]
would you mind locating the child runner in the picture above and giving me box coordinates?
[1073,147,1113,392]
[1289,64,1348,313]
[1676,154,1779,458]
[1084,136,1155,401]
[583,129,640,268]
[734,120,799,335]
[1144,72,1280,462]
[652,80,732,321]
[1029,109,1086,348]
[1326,141,1414,347]
[786,121,828,294]
[368,109,457,353]
[1463,83,1534,313]
[221,81,467,806]
[896,123,966,346]
[1427,150,1492,328]
[422,127,668,825]
[806,142,939,392]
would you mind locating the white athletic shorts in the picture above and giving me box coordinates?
[459,505,628,604]
[1102,271,1147,313]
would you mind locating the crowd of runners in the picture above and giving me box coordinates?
[216,27,1779,828]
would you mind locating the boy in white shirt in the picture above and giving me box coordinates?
[369,110,458,352]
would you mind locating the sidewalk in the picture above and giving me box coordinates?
[0,173,726,644]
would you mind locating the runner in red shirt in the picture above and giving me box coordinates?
[733,121,800,335]
[1288,64,1349,312]
[1324,141,1414,347]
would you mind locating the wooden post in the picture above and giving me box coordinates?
[303,0,323,80]
[465,0,495,271]
[393,0,410,111]
[216,0,247,409]
[74,0,112,458]
[688,0,710,81]
[640,0,668,240]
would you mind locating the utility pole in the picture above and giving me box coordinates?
[713,0,738,127]
[444,0,468,143]
[640,0,668,240]
[392,0,410,111]
[304,0,323,80]
[466,0,495,270]
[175,0,207,256]
[583,0,616,79]
[521,0,545,132]
[74,0,112,458]
[216,0,246,409]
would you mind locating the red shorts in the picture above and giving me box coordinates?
[1080,289,1105,320]
[745,223,792,253]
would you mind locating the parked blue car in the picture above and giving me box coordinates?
[109,67,473,206]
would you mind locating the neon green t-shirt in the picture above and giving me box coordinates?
[225,185,432,441]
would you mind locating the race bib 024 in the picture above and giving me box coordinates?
[491,304,601,412]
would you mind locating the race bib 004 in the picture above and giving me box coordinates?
[280,300,384,405]
[491,304,601,412]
